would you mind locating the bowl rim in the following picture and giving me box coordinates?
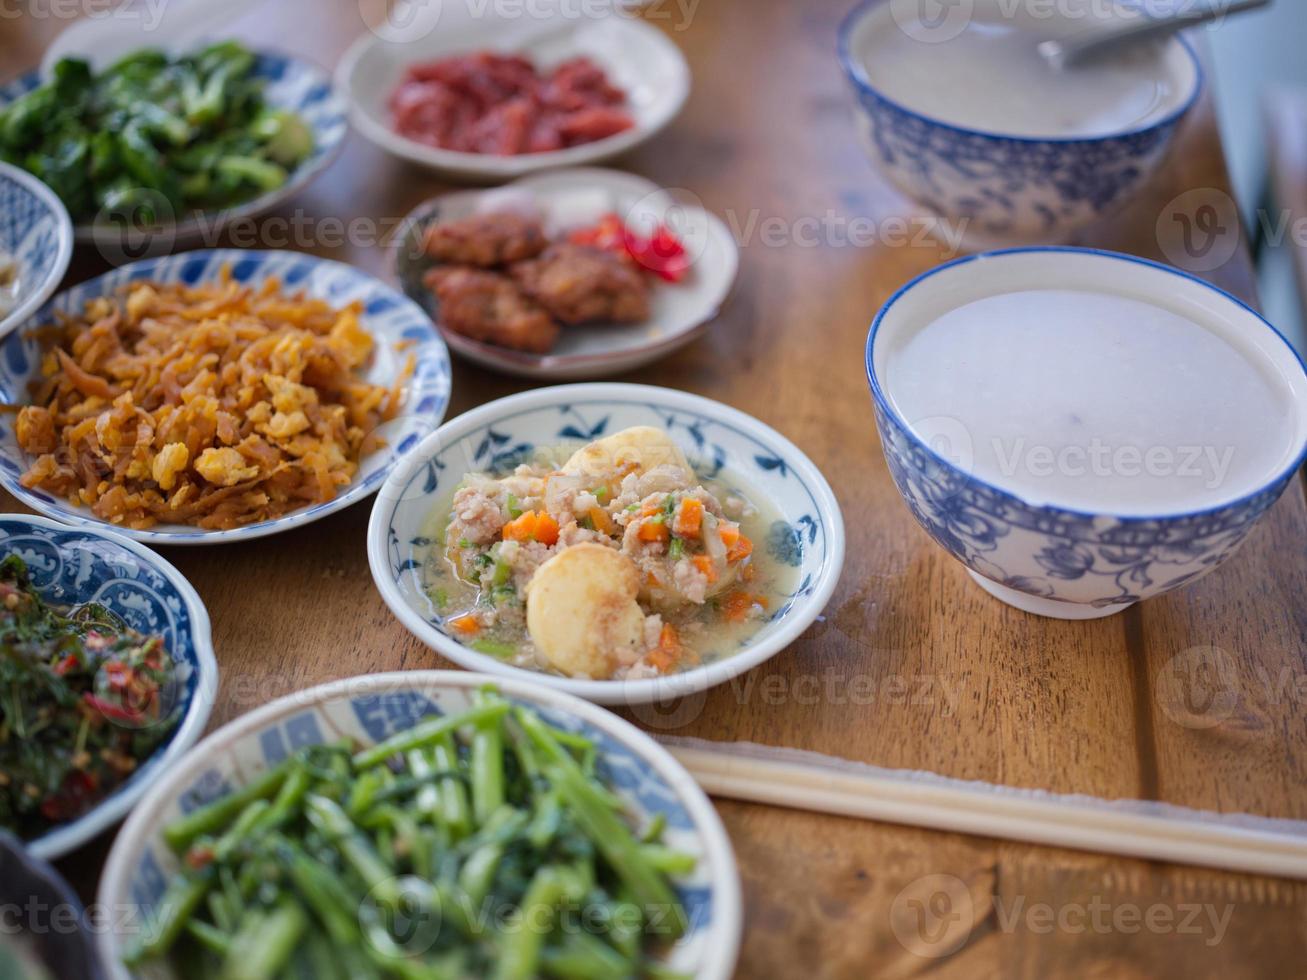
[335,20,692,179]
[0,161,74,341]
[864,245,1307,524]
[367,382,846,704]
[0,513,218,860]
[0,829,106,978]
[0,247,451,545]
[392,167,740,377]
[1,48,348,244]
[836,0,1204,146]
[94,669,743,980]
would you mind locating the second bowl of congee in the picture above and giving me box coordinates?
[369,384,845,703]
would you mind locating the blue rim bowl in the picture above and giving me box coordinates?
[0,514,218,858]
[865,247,1307,618]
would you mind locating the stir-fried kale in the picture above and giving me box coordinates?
[0,41,313,224]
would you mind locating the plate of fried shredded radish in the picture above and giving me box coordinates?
[0,249,450,544]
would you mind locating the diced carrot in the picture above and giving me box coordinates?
[589,507,615,535]
[718,522,740,549]
[534,512,559,546]
[502,510,559,545]
[449,614,481,636]
[648,623,682,672]
[741,561,757,582]
[640,501,661,518]
[502,511,538,542]
[722,592,768,622]
[673,498,703,538]
[727,534,753,563]
[692,554,719,584]
[638,519,669,543]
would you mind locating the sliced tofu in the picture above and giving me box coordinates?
[526,543,648,679]
[561,426,691,484]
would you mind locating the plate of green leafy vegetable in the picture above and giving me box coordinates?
[97,671,741,980]
[0,514,217,861]
[0,42,347,247]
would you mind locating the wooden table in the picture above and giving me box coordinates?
[5,2,1306,977]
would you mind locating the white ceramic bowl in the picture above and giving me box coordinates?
[0,514,217,859]
[0,249,451,545]
[337,16,691,181]
[395,168,739,379]
[867,247,1307,619]
[368,383,846,703]
[838,0,1202,249]
[0,162,73,340]
[95,671,742,980]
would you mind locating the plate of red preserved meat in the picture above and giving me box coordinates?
[395,168,739,379]
[338,16,691,180]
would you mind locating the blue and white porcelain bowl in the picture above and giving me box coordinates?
[0,162,73,339]
[0,249,451,545]
[0,51,347,248]
[866,247,1307,619]
[95,671,742,980]
[0,515,217,859]
[368,383,846,705]
[837,0,1202,249]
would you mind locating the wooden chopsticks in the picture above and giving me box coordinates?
[659,738,1307,880]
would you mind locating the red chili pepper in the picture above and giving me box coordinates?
[624,224,690,282]
[82,692,145,725]
[39,770,99,823]
[53,654,80,677]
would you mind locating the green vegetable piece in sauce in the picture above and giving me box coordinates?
[506,493,522,519]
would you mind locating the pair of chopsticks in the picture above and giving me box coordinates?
[660,738,1307,880]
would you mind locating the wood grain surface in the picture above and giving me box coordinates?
[3,2,1305,977]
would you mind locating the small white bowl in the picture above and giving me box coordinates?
[337,16,691,181]
[0,514,217,860]
[0,162,73,341]
[368,383,845,704]
[395,168,739,379]
[96,671,742,980]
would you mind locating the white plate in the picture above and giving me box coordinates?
[396,168,739,379]
[95,671,742,980]
[368,383,846,706]
[337,15,691,181]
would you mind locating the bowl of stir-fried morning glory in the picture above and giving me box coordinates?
[0,515,217,860]
[97,671,741,980]
[0,42,347,247]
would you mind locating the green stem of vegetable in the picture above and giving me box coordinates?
[494,867,567,980]
[219,896,307,980]
[164,760,293,852]
[305,794,398,901]
[352,702,511,769]
[541,932,636,980]
[125,869,213,964]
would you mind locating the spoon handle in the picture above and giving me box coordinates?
[1040,0,1272,70]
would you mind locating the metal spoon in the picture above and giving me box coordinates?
[1038,0,1272,70]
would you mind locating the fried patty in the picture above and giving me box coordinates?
[422,212,548,268]
[425,266,560,353]
[510,243,650,325]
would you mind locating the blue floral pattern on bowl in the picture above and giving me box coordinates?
[0,515,217,860]
[0,162,73,339]
[865,247,1307,617]
[368,384,846,705]
[837,0,1202,247]
[0,248,451,545]
[96,672,741,980]
[0,51,347,244]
